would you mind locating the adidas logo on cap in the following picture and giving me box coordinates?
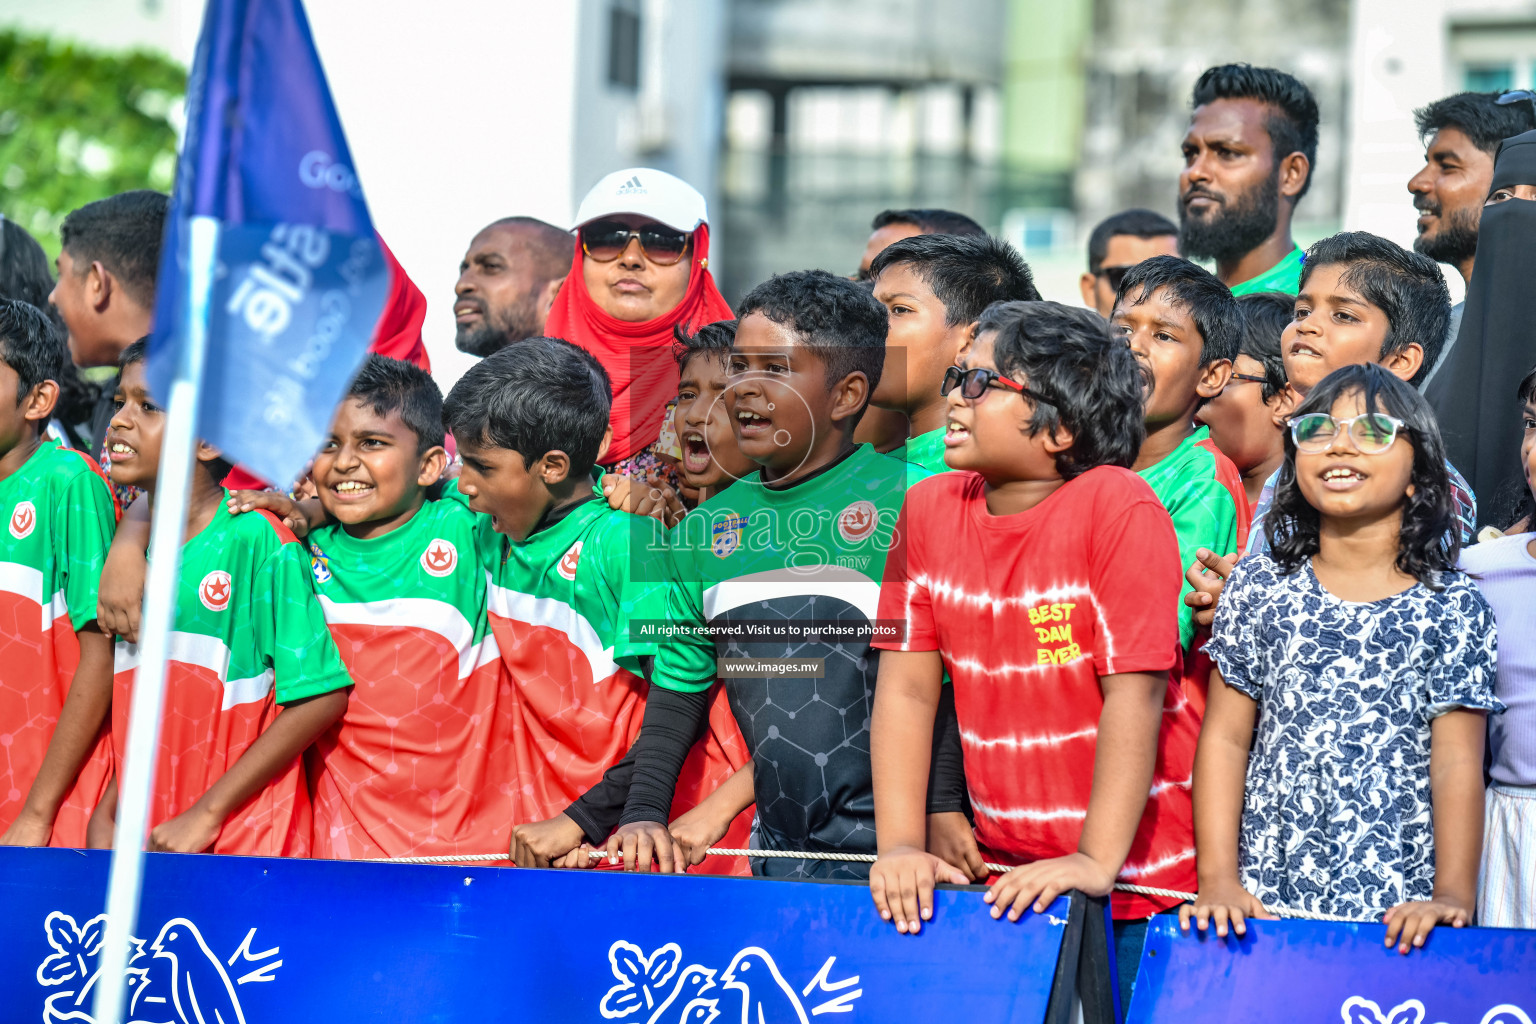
[616,174,646,195]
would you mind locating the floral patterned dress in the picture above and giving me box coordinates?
[1204,555,1502,920]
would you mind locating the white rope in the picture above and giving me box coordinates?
[363,847,1367,923]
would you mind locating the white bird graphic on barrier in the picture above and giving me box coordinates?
[721,947,810,1024]
[150,918,246,1024]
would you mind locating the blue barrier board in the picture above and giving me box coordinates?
[0,848,1070,1023]
[1130,916,1536,1024]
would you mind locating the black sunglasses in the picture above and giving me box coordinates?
[1097,264,1137,292]
[581,220,691,265]
[940,365,1057,406]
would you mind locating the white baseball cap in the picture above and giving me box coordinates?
[573,168,708,234]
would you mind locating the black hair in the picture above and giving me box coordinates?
[1236,291,1292,402]
[0,219,100,434]
[115,337,235,481]
[1298,232,1450,388]
[0,218,57,311]
[976,300,1145,480]
[735,270,887,399]
[870,209,986,237]
[1496,364,1536,531]
[1192,63,1320,200]
[0,298,65,402]
[119,336,148,370]
[345,355,445,454]
[1086,209,1179,273]
[1414,91,1536,154]
[442,336,612,475]
[1267,364,1458,583]
[868,233,1040,326]
[58,190,169,309]
[672,319,736,369]
[1114,254,1241,366]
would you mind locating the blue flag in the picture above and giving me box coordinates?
[149,0,389,487]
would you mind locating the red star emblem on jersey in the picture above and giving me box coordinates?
[9,500,36,540]
[837,500,878,544]
[557,540,583,581]
[420,538,458,577]
[199,570,232,612]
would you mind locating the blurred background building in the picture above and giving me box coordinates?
[4,0,1535,383]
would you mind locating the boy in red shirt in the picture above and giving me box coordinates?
[868,301,1189,995]
[0,300,118,848]
[93,341,352,854]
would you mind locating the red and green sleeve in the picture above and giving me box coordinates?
[255,539,354,704]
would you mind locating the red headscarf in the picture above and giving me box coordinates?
[222,237,432,491]
[543,224,733,466]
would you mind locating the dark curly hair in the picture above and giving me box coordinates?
[1266,364,1458,584]
[975,300,1145,480]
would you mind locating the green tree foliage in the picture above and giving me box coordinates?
[0,29,184,259]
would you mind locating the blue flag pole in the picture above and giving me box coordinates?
[92,215,220,1024]
[88,0,388,1015]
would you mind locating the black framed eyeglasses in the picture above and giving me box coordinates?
[940,365,1057,406]
[1097,264,1136,292]
[1228,372,1270,386]
[580,220,691,265]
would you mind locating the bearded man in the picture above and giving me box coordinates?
[1177,64,1319,296]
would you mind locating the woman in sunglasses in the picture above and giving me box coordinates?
[1184,363,1501,950]
[544,168,733,486]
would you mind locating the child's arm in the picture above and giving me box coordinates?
[1381,709,1486,954]
[605,685,711,872]
[869,649,969,935]
[87,776,117,849]
[1178,666,1275,936]
[0,624,114,846]
[601,474,686,528]
[669,766,755,867]
[147,689,349,853]
[925,687,985,881]
[985,670,1168,923]
[98,497,150,643]
[226,490,327,537]
[1184,549,1240,632]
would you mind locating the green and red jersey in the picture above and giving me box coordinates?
[456,484,752,868]
[111,497,351,856]
[0,439,118,846]
[304,498,506,860]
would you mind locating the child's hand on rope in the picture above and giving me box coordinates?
[510,813,586,868]
[984,852,1115,923]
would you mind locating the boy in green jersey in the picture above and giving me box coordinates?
[605,270,918,880]
[285,356,511,860]
[443,339,752,871]
[1112,255,1248,652]
[0,299,118,849]
[868,233,1039,474]
[93,341,352,855]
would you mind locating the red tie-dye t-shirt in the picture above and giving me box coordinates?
[874,466,1194,918]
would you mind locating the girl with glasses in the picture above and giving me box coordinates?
[1182,363,1501,950]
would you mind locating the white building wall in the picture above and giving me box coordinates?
[3,0,725,389]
